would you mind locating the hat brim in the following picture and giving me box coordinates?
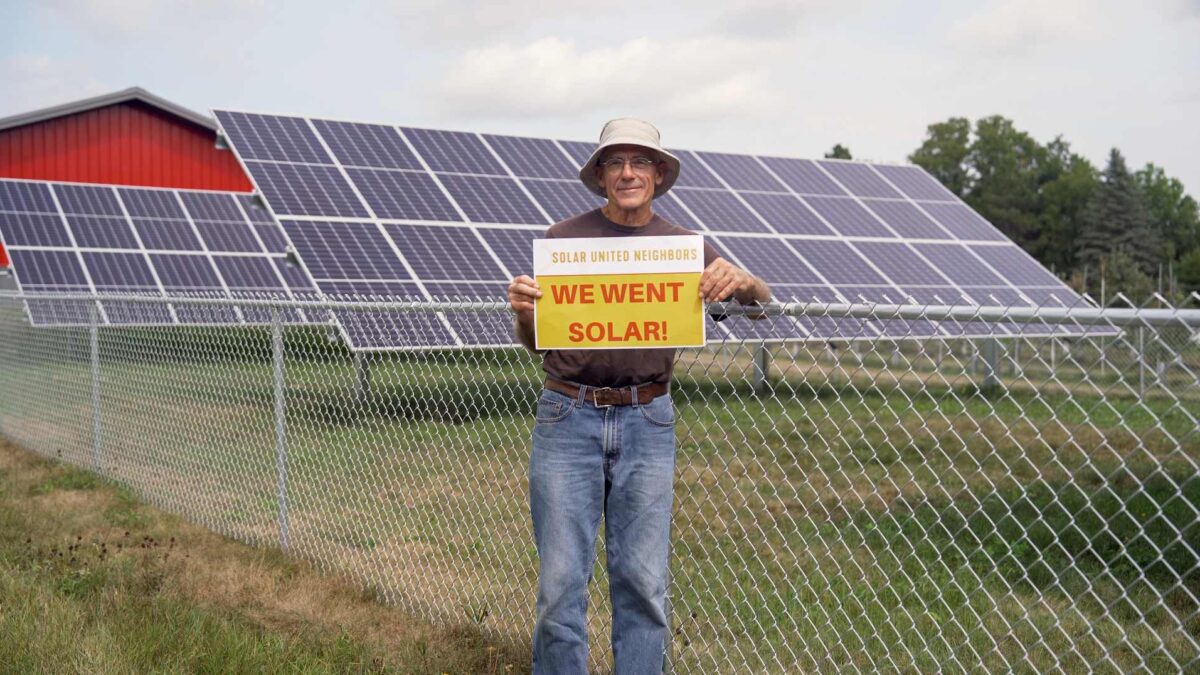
[579,139,680,200]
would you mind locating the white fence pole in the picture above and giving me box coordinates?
[271,307,290,552]
[90,301,102,473]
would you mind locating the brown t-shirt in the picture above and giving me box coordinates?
[540,208,721,387]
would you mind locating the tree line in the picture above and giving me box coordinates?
[828,117,1200,302]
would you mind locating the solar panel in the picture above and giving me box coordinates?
[0,213,72,247]
[850,241,948,286]
[476,227,540,277]
[918,203,1008,242]
[757,157,845,196]
[803,196,896,238]
[437,174,545,224]
[860,200,953,239]
[132,218,204,251]
[402,127,506,176]
[738,193,833,236]
[669,150,725,189]
[483,134,577,180]
[521,180,604,223]
[385,223,508,281]
[694,151,786,191]
[817,161,903,198]
[346,168,460,222]
[213,110,1092,350]
[672,189,770,233]
[313,119,423,170]
[0,181,57,213]
[0,178,318,327]
[872,164,958,202]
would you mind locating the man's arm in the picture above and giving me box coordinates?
[698,258,771,319]
[507,274,542,351]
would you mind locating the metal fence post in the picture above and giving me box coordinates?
[355,352,372,404]
[271,308,290,552]
[90,301,102,473]
[980,337,1000,391]
[752,342,770,394]
[1138,326,1145,400]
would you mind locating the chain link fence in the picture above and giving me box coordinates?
[0,290,1197,673]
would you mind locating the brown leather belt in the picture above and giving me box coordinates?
[544,379,668,407]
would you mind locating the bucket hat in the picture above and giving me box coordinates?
[579,118,681,199]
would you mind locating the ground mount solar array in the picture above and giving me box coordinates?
[210,109,1089,351]
[0,179,319,326]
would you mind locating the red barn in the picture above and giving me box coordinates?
[0,87,253,273]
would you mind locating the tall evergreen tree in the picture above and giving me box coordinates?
[1076,149,1161,277]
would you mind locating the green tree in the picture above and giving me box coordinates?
[1076,149,1161,277]
[909,117,971,198]
[1178,248,1200,296]
[965,116,1048,250]
[1037,138,1098,274]
[1090,249,1156,300]
[1135,163,1200,261]
[824,144,853,160]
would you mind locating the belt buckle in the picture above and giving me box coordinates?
[592,387,618,408]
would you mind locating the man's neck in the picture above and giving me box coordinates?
[602,202,654,227]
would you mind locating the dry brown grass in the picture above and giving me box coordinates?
[0,436,531,673]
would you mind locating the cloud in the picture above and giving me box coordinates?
[0,54,110,118]
[436,35,781,121]
[948,0,1105,55]
[713,0,866,39]
[1158,0,1200,18]
[389,0,634,46]
[38,0,263,35]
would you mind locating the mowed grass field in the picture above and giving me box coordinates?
[0,317,1198,673]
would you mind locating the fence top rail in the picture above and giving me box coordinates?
[1,290,1199,326]
[716,301,1200,327]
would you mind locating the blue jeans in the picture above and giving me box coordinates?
[528,385,677,675]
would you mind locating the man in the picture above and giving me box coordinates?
[507,118,770,674]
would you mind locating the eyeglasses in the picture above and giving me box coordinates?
[598,156,659,174]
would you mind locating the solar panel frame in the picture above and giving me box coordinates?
[0,177,317,328]
[483,134,579,180]
[672,189,773,234]
[0,181,57,214]
[213,109,1094,350]
[817,160,904,199]
[0,213,73,247]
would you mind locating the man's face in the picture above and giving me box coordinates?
[594,144,665,212]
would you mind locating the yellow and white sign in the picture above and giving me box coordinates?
[533,235,706,350]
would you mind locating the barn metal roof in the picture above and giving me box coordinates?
[0,87,215,133]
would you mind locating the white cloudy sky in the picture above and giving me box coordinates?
[1,0,1197,191]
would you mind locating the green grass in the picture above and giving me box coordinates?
[0,567,394,674]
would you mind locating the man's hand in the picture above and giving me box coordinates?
[508,275,541,316]
[698,258,762,304]
[508,275,542,350]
